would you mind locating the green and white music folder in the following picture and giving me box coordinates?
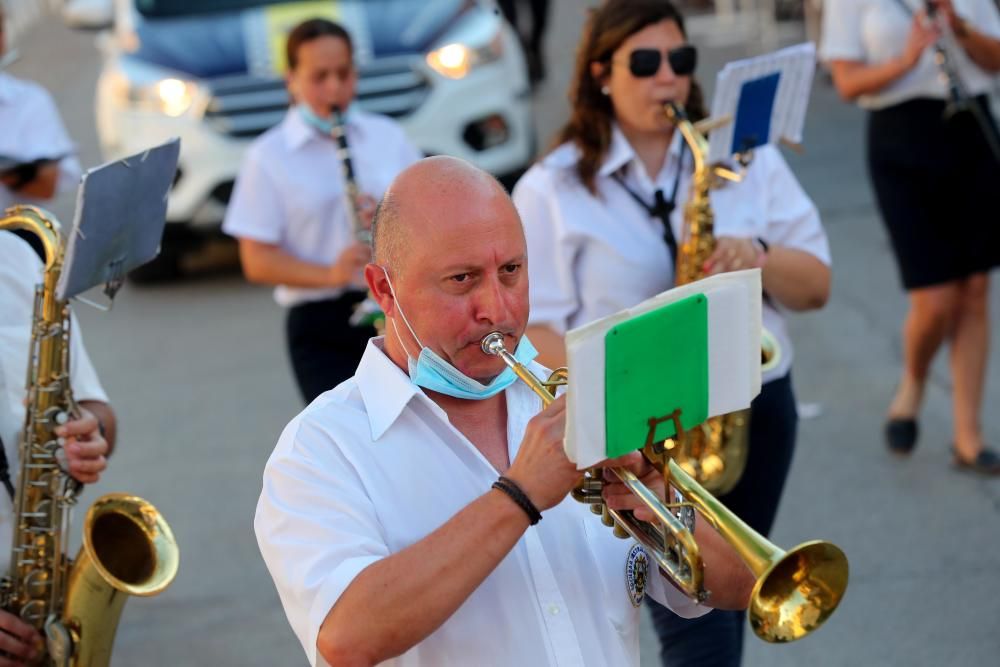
[564,270,762,468]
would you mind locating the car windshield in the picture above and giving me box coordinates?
[135,0,328,18]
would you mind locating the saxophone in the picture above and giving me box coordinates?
[0,206,179,667]
[663,103,780,496]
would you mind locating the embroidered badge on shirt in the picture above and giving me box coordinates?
[625,544,648,607]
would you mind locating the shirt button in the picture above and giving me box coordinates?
[548,604,560,616]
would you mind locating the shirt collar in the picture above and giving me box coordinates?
[597,122,685,179]
[283,105,365,152]
[354,337,546,442]
[355,338,424,440]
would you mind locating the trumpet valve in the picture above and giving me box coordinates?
[612,523,630,540]
[600,506,615,527]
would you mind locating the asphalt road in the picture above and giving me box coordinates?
[4,3,1000,666]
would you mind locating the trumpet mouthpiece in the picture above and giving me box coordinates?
[480,332,506,356]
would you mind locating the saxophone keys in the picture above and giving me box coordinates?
[23,569,51,600]
[20,599,47,625]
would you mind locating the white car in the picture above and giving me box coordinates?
[95,0,535,278]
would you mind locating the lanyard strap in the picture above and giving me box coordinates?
[0,435,15,501]
[610,143,686,261]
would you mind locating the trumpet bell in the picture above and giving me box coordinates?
[749,541,849,643]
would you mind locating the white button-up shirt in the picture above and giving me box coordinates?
[513,125,830,384]
[0,72,82,212]
[255,338,708,667]
[223,108,422,307]
[821,0,1000,110]
[0,232,107,574]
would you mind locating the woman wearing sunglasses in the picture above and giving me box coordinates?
[512,1,831,664]
[823,0,1000,474]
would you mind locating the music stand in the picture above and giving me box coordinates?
[56,138,180,302]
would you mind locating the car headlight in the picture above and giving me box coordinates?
[425,27,504,80]
[105,65,202,117]
[129,77,200,117]
[149,78,198,117]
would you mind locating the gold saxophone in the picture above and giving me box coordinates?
[0,206,179,667]
[664,102,781,496]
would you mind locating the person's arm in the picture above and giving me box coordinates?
[319,489,531,666]
[937,0,1000,71]
[760,246,830,311]
[706,238,830,312]
[829,14,938,100]
[525,324,566,369]
[0,160,60,199]
[224,144,371,290]
[318,396,578,665]
[708,146,832,312]
[238,238,369,290]
[298,396,578,665]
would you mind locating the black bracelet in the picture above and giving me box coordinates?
[754,237,770,254]
[492,476,542,525]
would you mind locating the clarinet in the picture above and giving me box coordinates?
[329,106,372,245]
[328,107,384,331]
[924,0,1000,162]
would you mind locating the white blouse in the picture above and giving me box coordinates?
[223,108,422,307]
[513,125,830,384]
[821,0,1000,110]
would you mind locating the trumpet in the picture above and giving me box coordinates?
[481,332,848,642]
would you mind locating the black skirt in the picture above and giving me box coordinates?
[866,95,1000,290]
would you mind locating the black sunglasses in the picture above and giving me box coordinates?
[625,45,698,78]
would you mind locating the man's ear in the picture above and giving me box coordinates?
[365,264,394,315]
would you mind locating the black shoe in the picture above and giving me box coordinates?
[952,447,1000,475]
[885,418,918,455]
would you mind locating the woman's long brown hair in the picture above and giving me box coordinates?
[554,0,708,194]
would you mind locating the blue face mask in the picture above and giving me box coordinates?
[382,268,536,400]
[297,103,352,134]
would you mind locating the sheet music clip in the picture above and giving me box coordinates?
[56,138,180,306]
[102,258,127,302]
[645,408,686,458]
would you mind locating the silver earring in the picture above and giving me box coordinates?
[601,85,610,96]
